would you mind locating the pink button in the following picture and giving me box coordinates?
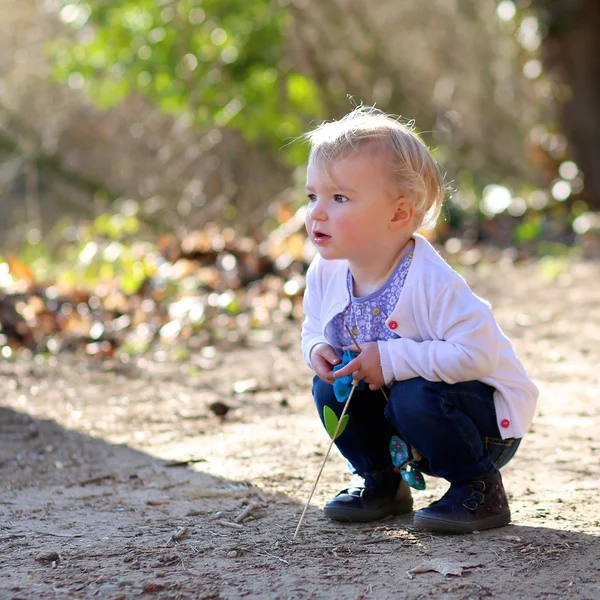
[500,419,510,429]
[388,320,398,330]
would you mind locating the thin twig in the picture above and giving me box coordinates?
[33,530,83,538]
[216,519,244,530]
[0,534,27,541]
[234,501,264,523]
[293,380,359,540]
[259,550,289,564]
[344,323,363,353]
[78,473,116,486]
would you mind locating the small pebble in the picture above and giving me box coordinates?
[227,550,238,558]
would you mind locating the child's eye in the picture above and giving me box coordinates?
[334,194,348,203]
[307,194,316,203]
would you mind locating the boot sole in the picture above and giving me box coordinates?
[324,498,413,523]
[413,511,511,534]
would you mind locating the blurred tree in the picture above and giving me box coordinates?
[0,0,295,243]
[532,0,600,208]
[50,0,545,210]
[49,0,327,165]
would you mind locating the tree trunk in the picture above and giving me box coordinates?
[539,0,600,207]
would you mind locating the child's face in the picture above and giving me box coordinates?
[305,151,404,264]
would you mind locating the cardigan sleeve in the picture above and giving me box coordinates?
[381,281,501,384]
[301,257,329,369]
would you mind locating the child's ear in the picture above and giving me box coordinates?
[390,197,415,229]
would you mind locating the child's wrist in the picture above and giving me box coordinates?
[377,341,395,384]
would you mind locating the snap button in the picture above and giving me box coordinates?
[388,320,398,330]
[500,419,510,429]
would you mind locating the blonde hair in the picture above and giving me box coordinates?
[304,106,445,230]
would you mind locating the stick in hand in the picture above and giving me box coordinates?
[293,324,374,540]
[292,378,359,540]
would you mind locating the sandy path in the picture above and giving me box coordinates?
[1,258,600,599]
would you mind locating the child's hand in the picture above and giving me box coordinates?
[333,342,385,390]
[310,343,341,384]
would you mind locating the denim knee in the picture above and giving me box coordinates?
[385,377,500,436]
[383,377,500,481]
[384,377,440,430]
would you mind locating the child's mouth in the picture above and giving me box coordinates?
[313,232,331,245]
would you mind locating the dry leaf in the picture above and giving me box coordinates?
[407,558,483,578]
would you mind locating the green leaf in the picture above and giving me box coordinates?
[323,405,349,440]
[336,414,349,439]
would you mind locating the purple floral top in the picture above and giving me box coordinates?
[331,247,414,350]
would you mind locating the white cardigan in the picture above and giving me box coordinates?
[301,234,539,439]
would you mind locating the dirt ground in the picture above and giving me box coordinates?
[1,257,600,600]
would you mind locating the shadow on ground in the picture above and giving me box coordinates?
[2,407,600,600]
[1,407,266,599]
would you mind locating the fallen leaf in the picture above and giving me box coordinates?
[407,558,483,578]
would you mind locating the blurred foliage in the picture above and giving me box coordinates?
[0,202,308,360]
[44,0,599,250]
[48,0,325,165]
[1,200,586,363]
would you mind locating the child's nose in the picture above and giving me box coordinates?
[309,197,327,220]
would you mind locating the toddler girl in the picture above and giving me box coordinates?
[301,107,538,533]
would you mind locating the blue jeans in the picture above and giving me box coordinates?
[312,376,521,483]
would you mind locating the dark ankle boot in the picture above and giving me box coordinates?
[324,468,413,523]
[413,470,510,533]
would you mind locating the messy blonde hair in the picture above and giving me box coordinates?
[304,106,445,230]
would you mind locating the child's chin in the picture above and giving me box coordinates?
[316,248,341,260]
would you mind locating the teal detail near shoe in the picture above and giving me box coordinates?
[389,435,426,490]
